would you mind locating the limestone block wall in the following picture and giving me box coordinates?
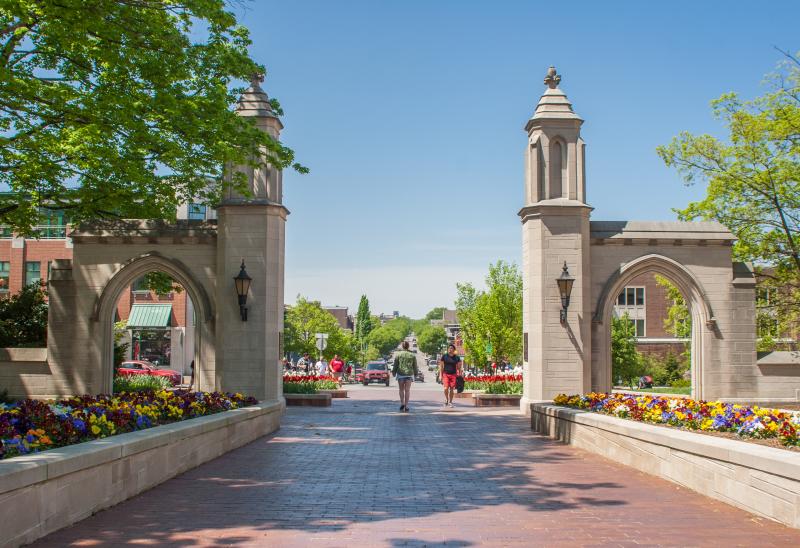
[587,221,800,402]
[0,348,54,400]
[521,203,591,404]
[46,222,218,397]
[215,205,286,402]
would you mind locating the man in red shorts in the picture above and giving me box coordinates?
[438,344,462,408]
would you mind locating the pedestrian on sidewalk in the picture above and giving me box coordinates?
[393,341,418,412]
[317,357,328,377]
[297,353,310,374]
[329,354,345,386]
[439,344,462,408]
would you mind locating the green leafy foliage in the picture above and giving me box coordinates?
[366,324,404,357]
[416,325,447,357]
[284,297,356,361]
[611,314,644,387]
[456,261,523,368]
[143,272,182,296]
[424,307,446,321]
[113,374,171,393]
[113,320,129,371]
[0,0,306,233]
[355,295,373,342]
[282,376,339,394]
[0,283,47,347]
[657,53,800,335]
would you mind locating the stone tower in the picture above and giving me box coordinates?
[520,67,592,406]
[216,74,287,402]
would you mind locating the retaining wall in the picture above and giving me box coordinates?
[0,400,283,548]
[531,403,800,529]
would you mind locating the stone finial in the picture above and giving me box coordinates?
[544,66,561,89]
[250,73,265,88]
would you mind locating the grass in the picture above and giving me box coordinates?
[113,374,173,393]
[621,386,692,396]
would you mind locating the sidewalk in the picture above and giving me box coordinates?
[34,386,800,547]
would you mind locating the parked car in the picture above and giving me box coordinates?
[356,361,390,386]
[118,360,182,386]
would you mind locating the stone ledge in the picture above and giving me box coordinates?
[318,389,348,399]
[454,390,484,399]
[0,347,47,362]
[475,394,522,407]
[531,403,800,529]
[0,400,283,547]
[284,393,332,407]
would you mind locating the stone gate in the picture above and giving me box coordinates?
[520,67,800,407]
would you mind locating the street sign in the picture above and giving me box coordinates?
[315,332,328,351]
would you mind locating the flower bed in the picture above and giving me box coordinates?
[554,392,800,448]
[283,374,339,394]
[464,374,522,395]
[0,390,257,460]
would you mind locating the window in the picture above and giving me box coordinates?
[0,262,9,292]
[0,226,12,238]
[614,286,646,337]
[617,287,645,306]
[187,203,207,221]
[630,319,646,337]
[25,262,40,286]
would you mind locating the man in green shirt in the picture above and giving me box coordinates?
[392,341,418,412]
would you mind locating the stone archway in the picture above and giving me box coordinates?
[591,254,715,400]
[93,252,215,394]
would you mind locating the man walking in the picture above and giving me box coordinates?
[439,344,462,408]
[392,341,418,412]
[329,354,345,386]
[317,356,328,376]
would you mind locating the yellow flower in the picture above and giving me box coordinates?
[91,425,101,435]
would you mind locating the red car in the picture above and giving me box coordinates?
[356,361,390,386]
[118,360,182,386]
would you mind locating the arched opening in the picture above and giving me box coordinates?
[94,253,214,394]
[549,138,566,199]
[593,254,714,400]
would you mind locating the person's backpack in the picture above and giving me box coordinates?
[456,375,465,393]
[396,351,416,377]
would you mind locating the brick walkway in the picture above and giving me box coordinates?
[35,385,800,547]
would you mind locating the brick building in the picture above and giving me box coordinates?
[612,272,688,359]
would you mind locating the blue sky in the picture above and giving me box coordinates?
[235,0,799,318]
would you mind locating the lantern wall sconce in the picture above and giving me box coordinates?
[556,261,575,325]
[233,260,252,321]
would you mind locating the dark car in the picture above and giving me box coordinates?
[357,361,390,386]
[414,370,424,382]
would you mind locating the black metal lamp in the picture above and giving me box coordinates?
[556,261,575,325]
[233,260,252,321]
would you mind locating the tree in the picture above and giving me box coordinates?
[355,295,373,342]
[284,297,355,361]
[417,325,447,357]
[0,1,306,234]
[143,271,183,296]
[657,52,800,331]
[0,282,47,347]
[611,314,644,387]
[456,261,523,369]
[424,307,446,321]
[654,275,691,339]
[366,325,404,357]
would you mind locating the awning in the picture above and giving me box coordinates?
[127,304,172,328]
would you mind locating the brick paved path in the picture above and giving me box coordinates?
[36,385,800,547]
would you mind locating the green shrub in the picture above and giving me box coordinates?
[670,378,691,388]
[113,375,172,393]
[282,376,339,394]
